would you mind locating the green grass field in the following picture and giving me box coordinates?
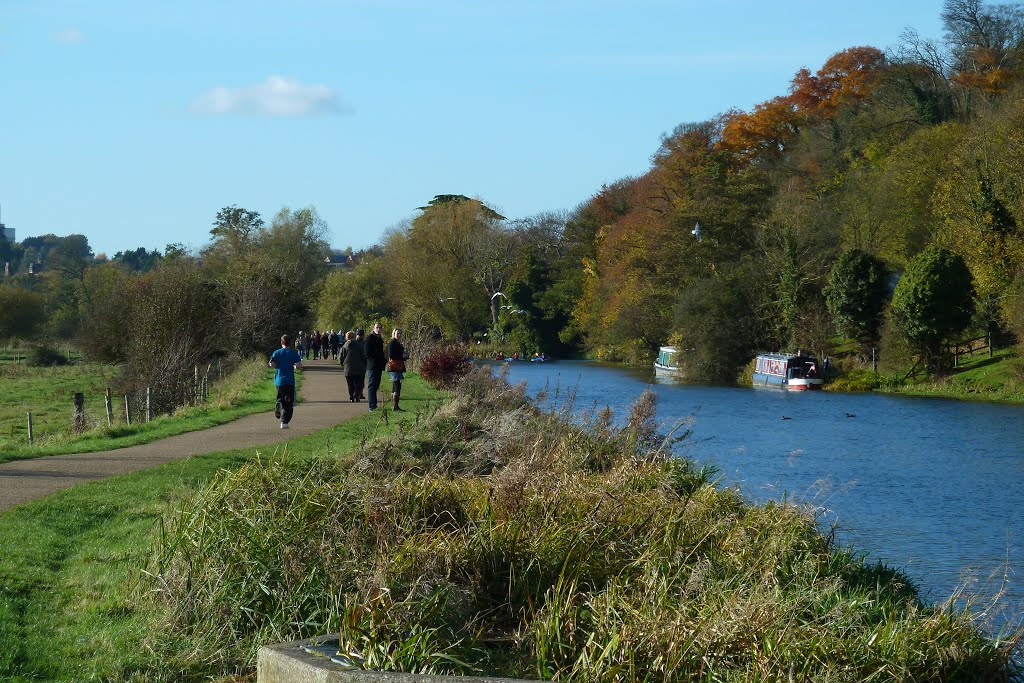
[890,347,1024,402]
[0,346,83,364]
[0,374,438,683]
[0,358,278,463]
[0,361,121,443]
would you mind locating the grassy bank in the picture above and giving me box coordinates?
[0,374,437,683]
[0,357,279,463]
[141,369,1019,681]
[826,347,1024,403]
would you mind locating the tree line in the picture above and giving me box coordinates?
[4,0,1024,383]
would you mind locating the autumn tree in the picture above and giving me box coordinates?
[942,0,1024,97]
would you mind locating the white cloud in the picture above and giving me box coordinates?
[190,75,348,117]
[53,28,84,44]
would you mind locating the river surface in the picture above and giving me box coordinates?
[486,360,1024,634]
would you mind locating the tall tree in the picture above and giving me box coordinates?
[824,250,889,348]
[890,246,976,366]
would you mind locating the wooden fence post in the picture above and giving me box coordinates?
[105,388,113,427]
[73,392,85,432]
[27,412,34,445]
[124,395,131,427]
[146,387,152,422]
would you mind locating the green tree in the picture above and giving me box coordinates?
[0,286,46,341]
[78,263,132,361]
[203,206,330,353]
[315,256,394,332]
[674,263,768,381]
[383,196,503,340]
[112,247,162,272]
[890,246,975,366]
[824,250,889,347]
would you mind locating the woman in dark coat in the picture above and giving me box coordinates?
[386,327,408,411]
[338,330,367,402]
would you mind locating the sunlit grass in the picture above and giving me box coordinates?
[145,368,1021,682]
[0,357,277,462]
[0,374,435,683]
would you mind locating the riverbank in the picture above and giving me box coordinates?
[826,347,1024,404]
[135,369,1024,679]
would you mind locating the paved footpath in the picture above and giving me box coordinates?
[0,359,368,514]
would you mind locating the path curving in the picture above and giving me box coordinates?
[0,359,367,514]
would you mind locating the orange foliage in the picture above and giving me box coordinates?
[809,46,886,114]
[719,96,802,159]
[719,46,885,160]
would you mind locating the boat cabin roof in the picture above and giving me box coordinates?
[757,352,817,363]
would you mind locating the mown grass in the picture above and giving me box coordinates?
[0,357,280,463]
[0,374,436,683]
[143,368,1021,682]
[887,347,1024,403]
[824,346,1024,402]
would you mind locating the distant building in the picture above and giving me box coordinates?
[0,224,12,242]
[323,253,353,271]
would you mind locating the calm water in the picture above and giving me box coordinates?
[488,360,1024,633]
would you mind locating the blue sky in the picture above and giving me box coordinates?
[1,1,945,257]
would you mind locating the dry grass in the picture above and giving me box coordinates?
[149,366,1022,682]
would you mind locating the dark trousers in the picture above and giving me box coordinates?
[345,375,365,400]
[276,384,295,423]
[367,369,382,408]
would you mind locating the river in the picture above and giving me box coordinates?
[486,359,1024,635]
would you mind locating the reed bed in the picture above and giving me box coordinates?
[149,366,1021,682]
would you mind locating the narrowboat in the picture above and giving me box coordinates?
[654,346,684,380]
[751,352,824,391]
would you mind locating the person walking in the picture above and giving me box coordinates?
[386,327,408,411]
[364,321,386,412]
[269,334,302,429]
[338,330,367,402]
[330,329,341,359]
[354,328,366,400]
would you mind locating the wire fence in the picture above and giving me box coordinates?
[0,346,83,364]
[9,361,229,448]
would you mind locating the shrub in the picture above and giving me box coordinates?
[26,345,69,367]
[418,344,473,390]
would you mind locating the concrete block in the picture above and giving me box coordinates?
[258,636,545,683]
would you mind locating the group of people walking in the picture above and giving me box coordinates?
[338,322,407,412]
[295,329,342,360]
[269,322,407,429]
